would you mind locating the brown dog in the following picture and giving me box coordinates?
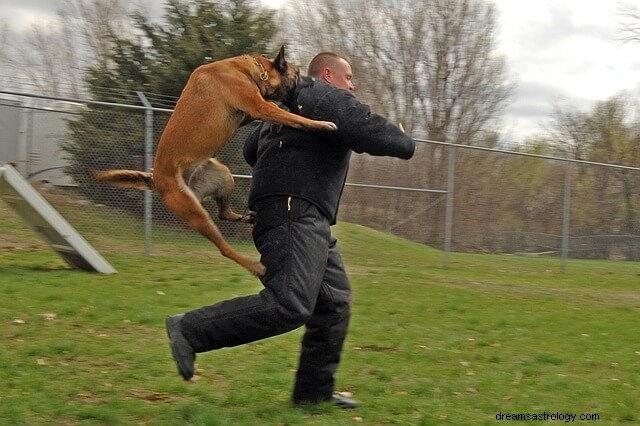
[94,46,336,276]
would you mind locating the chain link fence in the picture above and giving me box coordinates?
[1,90,639,265]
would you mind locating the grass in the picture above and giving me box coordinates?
[1,199,639,425]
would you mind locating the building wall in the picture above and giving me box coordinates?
[0,99,81,186]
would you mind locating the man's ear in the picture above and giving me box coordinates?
[321,67,332,83]
[273,45,287,73]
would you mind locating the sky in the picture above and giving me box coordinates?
[493,0,640,143]
[1,0,640,143]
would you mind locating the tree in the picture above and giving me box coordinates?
[86,0,277,102]
[619,2,640,43]
[0,19,9,86]
[550,96,640,259]
[1,0,132,97]
[63,0,277,228]
[59,0,132,71]
[17,23,78,97]
[279,0,511,142]
[279,0,512,246]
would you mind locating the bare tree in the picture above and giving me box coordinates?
[279,0,511,142]
[549,104,592,160]
[16,23,74,97]
[0,19,7,58]
[279,0,512,245]
[550,96,640,257]
[3,0,136,97]
[58,0,133,71]
[619,2,640,43]
[0,19,9,82]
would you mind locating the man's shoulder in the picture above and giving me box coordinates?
[297,80,357,114]
[299,80,352,100]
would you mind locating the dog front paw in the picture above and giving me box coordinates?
[250,262,266,277]
[312,121,338,132]
[319,121,337,131]
[244,211,256,224]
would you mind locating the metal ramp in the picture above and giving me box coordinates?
[0,164,116,274]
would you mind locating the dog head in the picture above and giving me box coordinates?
[281,74,314,113]
[254,45,301,102]
[266,75,315,135]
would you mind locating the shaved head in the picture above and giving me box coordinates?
[307,52,354,92]
[307,53,347,77]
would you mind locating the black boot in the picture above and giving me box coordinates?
[165,314,196,380]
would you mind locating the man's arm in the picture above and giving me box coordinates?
[314,89,416,159]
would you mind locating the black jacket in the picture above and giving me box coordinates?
[244,80,415,224]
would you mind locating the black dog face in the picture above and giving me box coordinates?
[282,75,314,114]
[269,45,301,103]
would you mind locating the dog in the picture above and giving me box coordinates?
[94,46,336,276]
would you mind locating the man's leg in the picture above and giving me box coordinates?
[292,235,354,406]
[171,197,330,357]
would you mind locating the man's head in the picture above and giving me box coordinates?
[307,52,354,92]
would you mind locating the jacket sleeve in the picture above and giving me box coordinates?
[313,89,416,160]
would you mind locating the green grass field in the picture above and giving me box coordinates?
[0,199,638,425]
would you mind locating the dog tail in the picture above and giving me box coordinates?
[93,169,154,191]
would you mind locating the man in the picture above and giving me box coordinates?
[166,52,415,409]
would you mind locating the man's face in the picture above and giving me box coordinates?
[325,58,354,92]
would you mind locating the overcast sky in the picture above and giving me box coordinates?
[494,0,640,143]
[2,0,640,144]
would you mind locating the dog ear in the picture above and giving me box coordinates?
[273,45,287,73]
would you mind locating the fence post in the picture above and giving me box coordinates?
[561,162,572,272]
[136,92,153,256]
[444,143,455,266]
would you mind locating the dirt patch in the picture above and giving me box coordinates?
[0,236,46,251]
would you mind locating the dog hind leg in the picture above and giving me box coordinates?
[215,194,254,224]
[188,159,254,224]
[156,176,265,276]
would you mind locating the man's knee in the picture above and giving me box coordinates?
[278,302,314,328]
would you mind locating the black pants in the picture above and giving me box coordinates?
[180,196,352,402]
